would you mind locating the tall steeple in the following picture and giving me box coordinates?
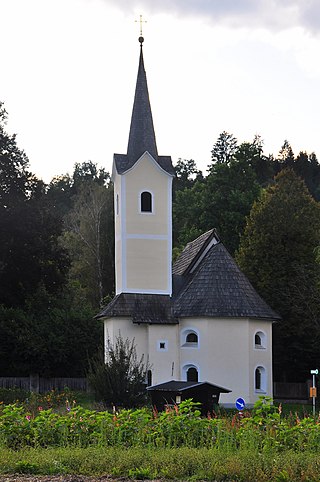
[112,34,174,296]
[127,36,158,163]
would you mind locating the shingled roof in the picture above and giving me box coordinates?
[113,41,175,177]
[173,229,218,276]
[173,239,280,321]
[96,293,177,324]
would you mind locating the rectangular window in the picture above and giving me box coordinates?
[157,340,168,351]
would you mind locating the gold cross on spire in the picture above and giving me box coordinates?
[135,14,147,37]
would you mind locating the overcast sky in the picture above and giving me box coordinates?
[1,0,320,182]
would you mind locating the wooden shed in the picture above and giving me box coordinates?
[147,380,231,415]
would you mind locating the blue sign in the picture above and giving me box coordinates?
[235,398,245,411]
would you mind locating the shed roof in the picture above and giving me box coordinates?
[147,380,231,393]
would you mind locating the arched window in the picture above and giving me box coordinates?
[187,367,198,382]
[182,363,199,382]
[181,329,199,348]
[255,366,266,392]
[186,332,198,343]
[254,331,266,349]
[141,191,152,213]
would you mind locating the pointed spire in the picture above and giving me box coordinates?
[127,37,158,162]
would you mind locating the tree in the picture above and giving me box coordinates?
[236,169,320,382]
[173,178,205,248]
[174,158,203,192]
[63,179,114,306]
[278,139,295,166]
[0,284,101,376]
[0,101,32,208]
[201,157,261,254]
[0,103,69,307]
[235,136,274,187]
[87,336,148,408]
[210,131,238,165]
[292,151,320,201]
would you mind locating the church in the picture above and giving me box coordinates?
[96,35,280,407]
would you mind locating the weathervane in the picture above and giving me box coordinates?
[135,14,147,44]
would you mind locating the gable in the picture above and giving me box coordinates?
[113,152,175,179]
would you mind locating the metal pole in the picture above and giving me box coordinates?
[313,373,316,417]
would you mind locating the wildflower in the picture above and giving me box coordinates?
[25,415,31,421]
[38,406,43,411]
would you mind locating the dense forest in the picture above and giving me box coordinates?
[1,102,320,382]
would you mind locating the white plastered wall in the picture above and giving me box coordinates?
[179,317,273,406]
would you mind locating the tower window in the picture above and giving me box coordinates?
[141,191,152,212]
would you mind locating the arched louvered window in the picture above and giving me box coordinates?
[141,191,152,212]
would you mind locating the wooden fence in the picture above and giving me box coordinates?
[0,377,312,401]
[273,381,311,401]
[0,376,88,393]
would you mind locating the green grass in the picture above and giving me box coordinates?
[0,447,320,481]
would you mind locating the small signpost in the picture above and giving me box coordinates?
[310,369,318,416]
[235,397,245,411]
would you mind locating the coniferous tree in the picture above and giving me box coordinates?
[236,169,320,381]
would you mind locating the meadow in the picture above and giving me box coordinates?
[0,390,320,481]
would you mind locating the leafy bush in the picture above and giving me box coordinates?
[0,388,29,404]
[87,335,149,408]
[1,396,320,457]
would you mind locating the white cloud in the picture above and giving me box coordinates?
[105,0,320,33]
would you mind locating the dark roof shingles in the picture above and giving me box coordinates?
[174,241,280,320]
[172,229,216,276]
[96,293,177,324]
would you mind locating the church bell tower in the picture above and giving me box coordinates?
[112,35,175,296]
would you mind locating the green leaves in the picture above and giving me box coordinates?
[87,336,148,408]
